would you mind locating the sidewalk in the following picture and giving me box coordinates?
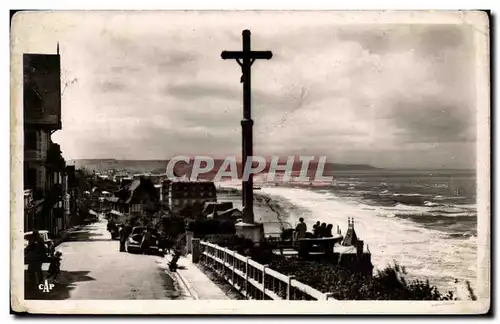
[164,254,230,300]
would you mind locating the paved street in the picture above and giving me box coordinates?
[25,217,188,300]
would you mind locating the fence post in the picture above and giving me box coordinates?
[232,251,236,285]
[245,257,250,299]
[287,275,295,300]
[223,248,228,279]
[262,264,268,300]
[192,238,200,263]
[186,231,194,254]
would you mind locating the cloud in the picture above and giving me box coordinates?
[166,82,239,101]
[19,12,477,169]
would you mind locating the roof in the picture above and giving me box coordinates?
[218,208,242,217]
[115,179,141,203]
[115,178,159,204]
[171,180,215,184]
[24,230,49,235]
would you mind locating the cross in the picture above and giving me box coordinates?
[221,29,272,224]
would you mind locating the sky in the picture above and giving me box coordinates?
[12,11,483,169]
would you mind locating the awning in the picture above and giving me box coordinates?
[110,210,123,217]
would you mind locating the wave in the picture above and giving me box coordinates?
[447,232,477,239]
[392,213,476,224]
[250,186,478,293]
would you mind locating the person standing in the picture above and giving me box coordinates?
[325,224,334,238]
[119,225,126,252]
[26,230,46,286]
[140,227,153,254]
[319,223,327,237]
[47,251,62,283]
[294,217,307,241]
[313,221,321,237]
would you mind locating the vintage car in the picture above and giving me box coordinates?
[24,230,54,263]
[125,226,162,255]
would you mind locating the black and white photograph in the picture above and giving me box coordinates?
[10,10,490,314]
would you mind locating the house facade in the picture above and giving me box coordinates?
[23,51,70,235]
[168,181,217,216]
[114,178,160,216]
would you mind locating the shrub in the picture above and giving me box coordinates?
[268,259,458,300]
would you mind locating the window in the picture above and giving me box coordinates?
[26,168,37,188]
[25,130,37,150]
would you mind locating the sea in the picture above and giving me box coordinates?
[218,169,478,294]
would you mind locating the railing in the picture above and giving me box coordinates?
[197,240,336,300]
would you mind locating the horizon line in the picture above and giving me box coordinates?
[66,158,476,171]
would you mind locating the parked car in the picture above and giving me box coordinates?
[125,226,162,255]
[24,230,54,263]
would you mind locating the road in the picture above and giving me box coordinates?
[25,217,189,300]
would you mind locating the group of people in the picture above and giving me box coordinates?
[294,218,335,240]
[312,221,334,238]
[25,230,62,286]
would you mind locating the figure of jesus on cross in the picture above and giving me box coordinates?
[221,30,272,228]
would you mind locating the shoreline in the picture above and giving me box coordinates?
[216,185,338,230]
[216,186,299,232]
[215,184,475,298]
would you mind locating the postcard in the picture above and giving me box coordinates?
[10,10,490,314]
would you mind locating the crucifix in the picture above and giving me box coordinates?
[221,29,272,224]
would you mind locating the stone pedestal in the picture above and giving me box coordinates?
[235,221,264,243]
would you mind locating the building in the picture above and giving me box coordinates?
[153,179,171,207]
[113,172,131,183]
[23,50,69,235]
[114,177,160,215]
[168,181,217,215]
[65,165,78,227]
